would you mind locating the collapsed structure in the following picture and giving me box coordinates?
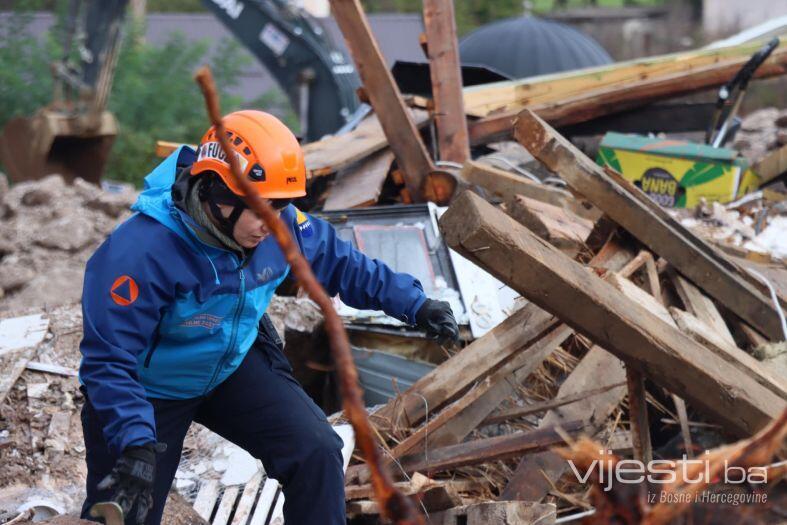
[2,0,787,524]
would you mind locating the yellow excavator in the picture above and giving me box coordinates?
[0,0,127,185]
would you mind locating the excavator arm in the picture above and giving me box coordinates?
[202,0,360,141]
[0,0,127,184]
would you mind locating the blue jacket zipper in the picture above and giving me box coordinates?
[143,331,162,368]
[203,263,246,394]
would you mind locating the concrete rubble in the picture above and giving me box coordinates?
[0,174,137,312]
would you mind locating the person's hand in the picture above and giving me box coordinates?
[98,443,163,524]
[415,299,459,346]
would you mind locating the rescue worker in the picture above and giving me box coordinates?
[78,110,459,525]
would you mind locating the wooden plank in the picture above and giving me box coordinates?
[416,237,635,450]
[370,303,559,432]
[440,190,785,435]
[322,149,394,211]
[672,393,694,458]
[458,38,787,118]
[669,307,787,400]
[460,160,598,220]
[625,366,652,463]
[302,111,428,179]
[268,493,284,525]
[429,501,557,525]
[193,480,220,521]
[422,0,469,164]
[0,314,49,357]
[467,502,557,525]
[397,421,583,476]
[754,143,787,186]
[212,486,239,525]
[514,109,784,341]
[471,45,787,144]
[329,0,434,200]
[424,325,572,449]
[230,472,263,525]
[25,361,78,377]
[345,479,481,501]
[501,346,626,501]
[369,238,632,477]
[156,111,429,179]
[388,323,572,460]
[640,260,693,461]
[606,273,674,326]
[506,194,593,254]
[248,478,278,525]
[483,381,626,425]
[670,271,736,348]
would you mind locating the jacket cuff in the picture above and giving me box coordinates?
[111,423,157,456]
[405,294,428,326]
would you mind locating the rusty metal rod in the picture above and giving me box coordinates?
[194,66,422,524]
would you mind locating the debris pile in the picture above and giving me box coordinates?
[3,2,787,524]
[735,107,787,162]
[0,174,137,312]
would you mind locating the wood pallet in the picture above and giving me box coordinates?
[191,425,354,525]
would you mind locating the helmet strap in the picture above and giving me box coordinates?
[206,200,246,240]
[197,173,248,241]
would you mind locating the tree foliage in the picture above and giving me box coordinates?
[0,12,251,186]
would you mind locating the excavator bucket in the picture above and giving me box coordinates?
[0,108,117,185]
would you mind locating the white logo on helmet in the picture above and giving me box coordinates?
[197,141,249,172]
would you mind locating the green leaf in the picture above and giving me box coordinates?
[680,162,726,188]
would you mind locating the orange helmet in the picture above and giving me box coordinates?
[191,110,306,199]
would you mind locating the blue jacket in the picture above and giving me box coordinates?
[79,146,427,455]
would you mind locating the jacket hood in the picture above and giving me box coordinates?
[131,146,213,252]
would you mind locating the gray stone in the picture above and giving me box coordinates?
[33,214,96,252]
[0,262,36,292]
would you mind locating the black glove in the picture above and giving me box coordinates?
[415,299,459,346]
[98,442,164,524]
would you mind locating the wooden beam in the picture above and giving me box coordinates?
[625,365,652,463]
[422,0,469,164]
[669,307,787,400]
[458,38,787,118]
[670,271,736,348]
[322,149,394,210]
[429,502,557,525]
[409,237,634,452]
[303,112,427,179]
[514,109,784,341]
[370,303,559,433]
[329,0,434,201]
[156,111,430,180]
[754,143,787,186]
[483,381,626,425]
[388,324,572,460]
[471,45,787,144]
[424,325,571,449]
[397,421,583,476]
[506,194,593,255]
[439,190,785,435]
[460,160,598,220]
[346,479,481,501]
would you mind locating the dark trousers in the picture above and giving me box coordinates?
[80,324,346,525]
